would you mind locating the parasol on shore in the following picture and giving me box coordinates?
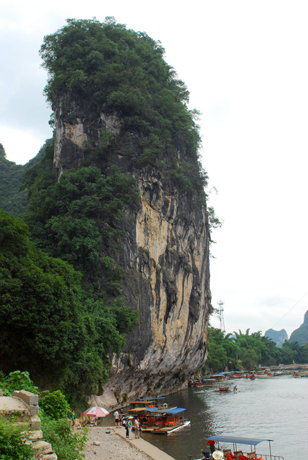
[83,406,109,417]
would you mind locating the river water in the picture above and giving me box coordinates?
[102,376,308,460]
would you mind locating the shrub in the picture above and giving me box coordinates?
[0,370,38,396]
[0,416,34,460]
[41,417,87,460]
[40,390,71,420]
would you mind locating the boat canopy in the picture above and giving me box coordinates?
[155,407,187,415]
[128,401,155,405]
[128,406,157,412]
[202,378,216,381]
[138,397,166,400]
[139,407,159,413]
[207,436,273,445]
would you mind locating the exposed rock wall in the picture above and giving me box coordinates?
[53,96,212,406]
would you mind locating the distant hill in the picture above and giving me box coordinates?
[265,328,288,347]
[289,311,308,346]
[0,140,51,217]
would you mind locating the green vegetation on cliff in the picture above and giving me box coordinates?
[0,209,137,401]
[40,17,207,197]
[0,18,220,400]
[25,142,139,278]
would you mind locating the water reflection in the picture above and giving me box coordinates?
[101,376,308,460]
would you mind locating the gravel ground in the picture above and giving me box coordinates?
[82,426,153,460]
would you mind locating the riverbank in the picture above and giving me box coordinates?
[82,425,175,460]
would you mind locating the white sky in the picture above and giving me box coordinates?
[1,0,308,337]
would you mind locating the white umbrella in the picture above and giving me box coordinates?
[83,406,109,417]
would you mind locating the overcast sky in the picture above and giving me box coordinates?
[1,0,308,337]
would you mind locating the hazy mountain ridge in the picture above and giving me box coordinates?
[264,328,288,347]
[289,311,308,346]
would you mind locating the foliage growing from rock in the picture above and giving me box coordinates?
[39,17,207,196]
[25,151,139,276]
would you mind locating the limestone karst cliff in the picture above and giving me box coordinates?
[37,18,212,405]
[53,95,211,405]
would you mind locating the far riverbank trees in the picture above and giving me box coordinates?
[203,327,308,373]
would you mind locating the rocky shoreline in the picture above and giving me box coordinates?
[82,426,175,460]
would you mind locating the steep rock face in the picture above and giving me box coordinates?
[289,311,308,346]
[53,97,211,405]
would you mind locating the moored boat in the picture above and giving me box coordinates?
[193,435,284,460]
[213,383,235,392]
[193,378,217,388]
[139,407,190,434]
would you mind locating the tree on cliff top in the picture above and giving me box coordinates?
[39,17,207,196]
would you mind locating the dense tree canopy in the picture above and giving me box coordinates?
[25,142,139,282]
[40,17,207,196]
[203,327,308,373]
[0,209,138,400]
[0,141,52,217]
[0,209,85,378]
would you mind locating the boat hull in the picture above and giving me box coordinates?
[141,420,191,434]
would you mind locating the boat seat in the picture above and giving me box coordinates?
[247,452,256,459]
[234,451,243,460]
[225,453,236,460]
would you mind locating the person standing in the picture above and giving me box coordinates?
[71,411,75,426]
[127,417,133,440]
[114,410,120,428]
[123,417,129,438]
[134,417,140,439]
[206,439,215,455]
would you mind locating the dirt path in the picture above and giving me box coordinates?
[82,426,153,460]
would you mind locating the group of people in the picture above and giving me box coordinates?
[113,410,141,440]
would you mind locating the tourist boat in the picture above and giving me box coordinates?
[139,407,190,434]
[193,378,217,388]
[246,373,256,380]
[193,435,284,460]
[209,373,228,381]
[202,379,216,386]
[293,371,308,378]
[128,397,168,410]
[255,373,272,378]
[213,383,234,392]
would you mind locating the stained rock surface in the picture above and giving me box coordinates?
[53,97,212,404]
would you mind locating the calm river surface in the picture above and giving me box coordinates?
[102,376,308,460]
